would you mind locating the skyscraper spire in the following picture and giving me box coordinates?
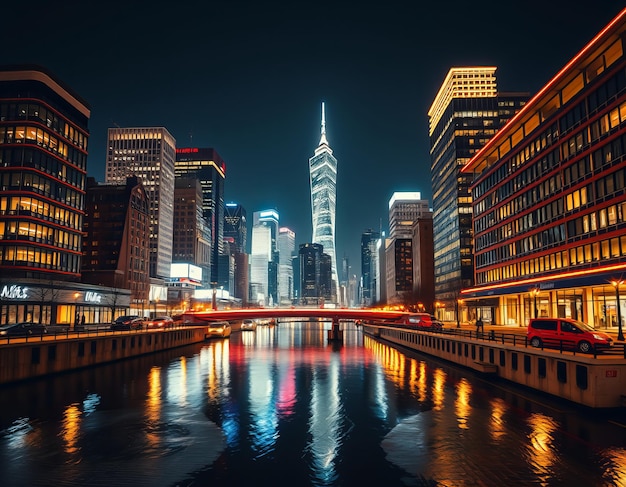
[310,101,339,303]
[319,101,328,146]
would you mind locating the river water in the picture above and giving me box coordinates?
[0,321,625,486]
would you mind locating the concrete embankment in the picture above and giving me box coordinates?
[363,324,626,409]
[0,327,208,385]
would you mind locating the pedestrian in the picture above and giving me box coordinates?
[476,317,484,334]
[81,314,86,327]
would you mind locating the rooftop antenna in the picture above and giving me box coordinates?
[319,101,328,145]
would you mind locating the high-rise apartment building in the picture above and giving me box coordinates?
[462,9,626,330]
[0,65,89,281]
[428,68,528,320]
[106,127,176,279]
[309,102,339,301]
[277,227,295,305]
[361,229,380,306]
[174,148,226,284]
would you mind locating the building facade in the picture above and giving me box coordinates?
[412,215,435,312]
[385,192,432,306]
[462,8,626,331]
[172,178,211,288]
[82,176,150,316]
[174,148,225,283]
[0,65,131,326]
[0,65,89,282]
[309,102,339,301]
[428,67,528,322]
[106,127,176,279]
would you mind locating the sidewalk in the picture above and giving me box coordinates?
[444,321,626,343]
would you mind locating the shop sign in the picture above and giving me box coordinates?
[0,285,29,299]
[85,291,102,303]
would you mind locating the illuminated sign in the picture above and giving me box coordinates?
[170,263,202,282]
[176,148,199,154]
[85,291,102,303]
[0,285,28,299]
[259,210,279,219]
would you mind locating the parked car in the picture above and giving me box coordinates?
[206,321,232,338]
[401,313,444,330]
[241,319,257,331]
[0,322,48,337]
[146,316,174,329]
[527,317,613,353]
[111,315,145,331]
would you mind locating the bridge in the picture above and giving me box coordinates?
[182,307,410,342]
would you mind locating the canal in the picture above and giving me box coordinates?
[1,321,626,486]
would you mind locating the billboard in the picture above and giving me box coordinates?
[170,263,202,284]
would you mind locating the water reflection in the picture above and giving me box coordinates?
[0,321,624,486]
[61,404,81,456]
[308,354,342,485]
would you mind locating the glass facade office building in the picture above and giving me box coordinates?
[309,102,339,302]
[428,67,527,322]
[463,9,626,329]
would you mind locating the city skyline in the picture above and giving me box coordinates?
[1,1,621,271]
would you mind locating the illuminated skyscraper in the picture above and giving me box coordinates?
[106,127,176,279]
[309,102,339,301]
[428,68,527,318]
[175,148,226,283]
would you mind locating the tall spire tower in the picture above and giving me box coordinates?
[309,102,339,302]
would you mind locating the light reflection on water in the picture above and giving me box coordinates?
[0,321,624,486]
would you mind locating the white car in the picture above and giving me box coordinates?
[241,319,257,331]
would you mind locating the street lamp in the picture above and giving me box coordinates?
[456,299,463,328]
[74,292,80,328]
[610,279,624,341]
[531,288,540,318]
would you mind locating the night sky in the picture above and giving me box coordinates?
[2,1,623,278]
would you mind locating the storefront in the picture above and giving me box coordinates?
[0,279,131,327]
[462,275,626,331]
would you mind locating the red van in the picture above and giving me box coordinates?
[401,313,444,331]
[527,318,613,353]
